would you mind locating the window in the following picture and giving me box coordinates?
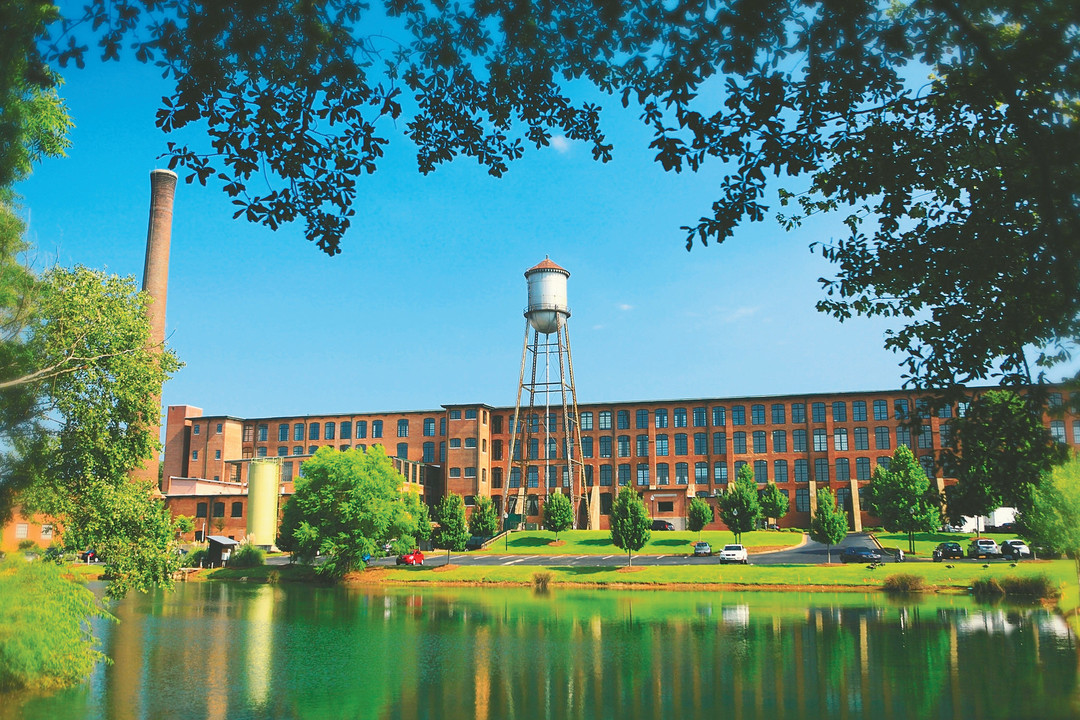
[939,423,952,446]
[491,468,503,488]
[793,429,807,452]
[257,424,268,442]
[600,492,614,514]
[693,407,708,427]
[751,404,766,424]
[439,417,447,436]
[753,460,767,483]
[636,464,650,486]
[695,462,708,483]
[834,428,849,451]
[492,439,503,460]
[774,459,789,482]
[676,462,689,484]
[528,438,539,459]
[599,465,613,486]
[395,419,408,437]
[835,458,850,482]
[654,409,669,428]
[465,467,477,478]
[278,423,288,441]
[732,406,746,425]
[192,423,204,437]
[465,409,478,419]
[1049,392,1064,409]
[655,434,669,456]
[449,467,461,478]
[465,437,478,449]
[713,432,726,454]
[794,459,809,482]
[212,501,225,518]
[771,404,786,424]
[791,403,806,423]
[796,488,810,512]
[508,468,521,488]
[915,398,930,419]
[772,430,787,452]
[854,427,869,451]
[814,458,830,482]
[395,443,408,460]
[191,450,198,460]
[450,410,462,420]
[852,401,867,422]
[492,415,502,433]
[215,450,221,460]
[674,433,688,455]
[372,420,383,438]
[617,410,630,429]
[694,432,708,454]
[714,462,728,483]
[423,418,435,436]
[231,502,243,518]
[422,442,435,463]
[732,432,747,454]
[657,501,675,513]
[256,446,267,457]
[449,438,462,449]
[813,428,828,452]
[340,421,352,440]
[832,401,847,422]
[811,403,826,423]
[712,406,726,426]
[309,446,317,454]
[581,436,594,458]
[875,426,891,450]
[873,399,888,421]
[919,455,935,477]
[894,399,909,420]
[599,436,612,458]
[292,423,303,441]
[656,463,670,485]
[580,412,594,430]
[896,426,912,448]
[356,421,367,438]
[196,502,207,518]
[636,409,649,429]
[674,408,687,427]
[618,464,631,485]
[1073,420,1080,444]
[599,411,612,430]
[277,446,287,457]
[13,523,27,540]
[917,425,933,449]
[325,422,336,440]
[856,457,871,480]
[294,446,303,455]
[617,435,631,457]
[938,404,953,419]
[1051,420,1066,443]
[752,431,767,453]
[216,423,223,434]
[836,488,851,512]
[308,423,320,441]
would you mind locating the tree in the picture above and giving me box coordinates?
[33,1,1079,391]
[686,497,714,540]
[865,445,941,554]
[277,445,431,578]
[609,487,650,567]
[716,464,762,544]
[174,514,194,539]
[1019,458,1080,593]
[758,483,789,529]
[810,488,849,564]
[468,495,498,537]
[542,492,573,541]
[943,390,1067,525]
[432,493,469,564]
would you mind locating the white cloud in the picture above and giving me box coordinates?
[722,306,759,323]
[550,135,571,154]
[617,303,634,311]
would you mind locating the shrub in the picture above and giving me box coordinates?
[882,573,926,594]
[229,544,265,568]
[267,569,281,584]
[1000,575,1059,599]
[532,571,553,593]
[971,577,1005,598]
[183,548,207,568]
[17,540,37,552]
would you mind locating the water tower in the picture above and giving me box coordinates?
[506,258,597,530]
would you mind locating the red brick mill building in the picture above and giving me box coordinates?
[156,386,1080,542]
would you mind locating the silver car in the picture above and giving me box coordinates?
[967,538,1000,559]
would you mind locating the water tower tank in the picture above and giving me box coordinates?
[524,258,570,334]
[247,460,280,549]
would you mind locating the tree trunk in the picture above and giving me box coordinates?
[826,545,831,564]
[627,549,632,567]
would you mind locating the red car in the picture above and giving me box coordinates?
[397,549,424,566]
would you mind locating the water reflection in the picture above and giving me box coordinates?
[4,585,1078,720]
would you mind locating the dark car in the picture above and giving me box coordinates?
[397,549,425,566]
[465,535,493,551]
[839,547,882,564]
[932,542,964,562]
[651,520,675,531]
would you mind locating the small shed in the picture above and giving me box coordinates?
[206,536,240,567]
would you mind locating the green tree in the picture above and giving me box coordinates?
[758,483,790,529]
[717,464,762,544]
[609,487,650,567]
[810,488,849,564]
[433,493,469,564]
[943,390,1067,525]
[542,492,573,541]
[468,495,498,537]
[686,497,714,540]
[865,445,941,554]
[1020,458,1080,593]
[277,445,431,578]
[174,514,194,539]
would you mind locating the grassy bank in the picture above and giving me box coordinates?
[476,529,804,555]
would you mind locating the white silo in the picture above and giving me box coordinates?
[524,258,570,334]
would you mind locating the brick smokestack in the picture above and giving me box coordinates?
[132,169,177,488]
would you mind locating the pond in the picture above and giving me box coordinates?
[3,582,1078,720]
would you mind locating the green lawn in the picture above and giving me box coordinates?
[474,529,804,555]
[375,557,1076,592]
[873,531,1024,558]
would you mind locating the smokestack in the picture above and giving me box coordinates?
[133,169,177,488]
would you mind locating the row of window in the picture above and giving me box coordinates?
[240,409,495,444]
[194,501,244,518]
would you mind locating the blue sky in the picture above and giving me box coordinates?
[18,50,1074,421]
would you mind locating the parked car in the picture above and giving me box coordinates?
[932,542,964,562]
[652,520,675,531]
[718,544,748,564]
[79,549,99,563]
[839,547,882,564]
[967,538,1000,559]
[397,549,425,566]
[693,542,712,557]
[465,535,493,551]
[1000,539,1031,560]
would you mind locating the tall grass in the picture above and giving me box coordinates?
[972,574,1058,600]
[229,544,265,568]
[882,573,926,594]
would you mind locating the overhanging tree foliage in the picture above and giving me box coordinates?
[717,464,761,544]
[865,444,941,554]
[1019,458,1080,592]
[31,0,1080,390]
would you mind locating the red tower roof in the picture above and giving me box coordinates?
[524,257,569,276]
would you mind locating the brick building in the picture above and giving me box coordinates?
[160,386,1080,537]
